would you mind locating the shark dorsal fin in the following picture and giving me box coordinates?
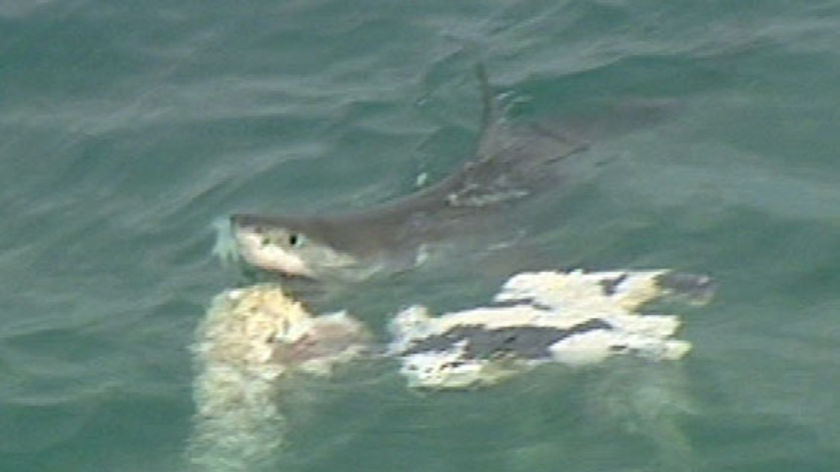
[476,62,498,132]
[473,62,510,163]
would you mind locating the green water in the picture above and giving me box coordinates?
[2,1,839,471]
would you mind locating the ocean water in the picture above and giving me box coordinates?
[2,0,839,471]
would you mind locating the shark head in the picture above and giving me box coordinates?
[227,213,366,280]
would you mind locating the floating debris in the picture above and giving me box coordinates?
[188,269,712,469]
[389,270,712,389]
[188,284,369,471]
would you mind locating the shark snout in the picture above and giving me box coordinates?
[230,213,258,231]
[228,214,268,256]
[229,214,276,241]
[230,213,290,234]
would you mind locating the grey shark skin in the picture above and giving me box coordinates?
[228,66,670,281]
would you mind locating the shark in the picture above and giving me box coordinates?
[223,65,673,282]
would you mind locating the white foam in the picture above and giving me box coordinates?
[210,217,240,267]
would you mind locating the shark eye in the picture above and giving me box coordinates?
[260,236,272,246]
[288,233,303,247]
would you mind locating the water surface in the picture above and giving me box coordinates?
[1,1,839,471]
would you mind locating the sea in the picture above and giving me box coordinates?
[1,0,838,471]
